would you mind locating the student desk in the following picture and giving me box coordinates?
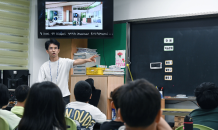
[162,108,194,116]
[164,97,196,101]
[163,97,196,116]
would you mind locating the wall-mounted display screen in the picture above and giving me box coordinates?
[38,0,113,38]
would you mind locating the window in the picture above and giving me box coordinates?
[0,0,30,70]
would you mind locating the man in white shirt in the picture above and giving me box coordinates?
[66,81,106,130]
[38,39,97,105]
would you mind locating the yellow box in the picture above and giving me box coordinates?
[86,67,105,75]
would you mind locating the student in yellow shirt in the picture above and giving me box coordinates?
[11,85,30,117]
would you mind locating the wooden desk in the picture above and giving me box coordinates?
[165,97,196,101]
[162,108,194,116]
[71,75,124,119]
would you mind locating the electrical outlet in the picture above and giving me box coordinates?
[165,60,173,65]
[165,75,172,80]
[165,67,173,72]
[164,46,174,51]
[164,38,174,43]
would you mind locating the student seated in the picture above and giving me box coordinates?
[100,86,124,130]
[66,80,106,130]
[118,79,171,130]
[0,84,20,130]
[11,85,30,117]
[190,82,218,129]
[18,81,66,130]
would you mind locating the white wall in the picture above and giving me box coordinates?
[114,0,218,21]
[29,0,49,85]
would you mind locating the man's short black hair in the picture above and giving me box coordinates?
[119,79,161,127]
[74,81,92,102]
[112,86,123,110]
[45,39,60,50]
[0,84,9,108]
[195,82,218,109]
[15,85,30,102]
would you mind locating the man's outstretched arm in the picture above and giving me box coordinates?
[73,55,98,65]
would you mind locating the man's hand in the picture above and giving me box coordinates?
[86,55,98,63]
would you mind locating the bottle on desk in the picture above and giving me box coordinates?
[184,115,193,130]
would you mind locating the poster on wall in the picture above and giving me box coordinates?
[115,50,126,68]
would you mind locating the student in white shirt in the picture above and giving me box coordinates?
[38,39,97,105]
[66,81,106,130]
[0,84,20,130]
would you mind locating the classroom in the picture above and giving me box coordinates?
[1,0,218,130]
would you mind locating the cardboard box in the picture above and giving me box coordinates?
[174,121,183,127]
[174,116,185,122]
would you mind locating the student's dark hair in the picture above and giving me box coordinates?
[0,84,9,108]
[18,81,66,130]
[74,81,92,102]
[45,39,60,50]
[112,86,123,110]
[119,79,161,127]
[15,85,30,102]
[194,82,218,109]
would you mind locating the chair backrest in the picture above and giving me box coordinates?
[15,113,22,118]
[65,117,77,130]
[85,78,101,107]
[176,124,214,130]
[0,116,9,130]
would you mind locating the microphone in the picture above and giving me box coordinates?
[184,115,193,130]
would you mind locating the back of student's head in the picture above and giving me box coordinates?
[15,85,30,102]
[18,81,66,130]
[0,84,9,108]
[45,39,60,50]
[112,86,123,110]
[195,82,218,109]
[119,79,161,128]
[74,81,92,102]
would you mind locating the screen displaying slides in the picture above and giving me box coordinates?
[45,2,103,30]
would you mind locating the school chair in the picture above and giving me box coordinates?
[15,113,22,118]
[176,124,214,130]
[0,116,9,130]
[65,117,77,130]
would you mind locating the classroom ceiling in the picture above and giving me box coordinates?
[45,2,95,9]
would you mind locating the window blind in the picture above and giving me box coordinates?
[0,0,30,70]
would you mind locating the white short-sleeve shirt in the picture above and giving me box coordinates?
[38,58,74,97]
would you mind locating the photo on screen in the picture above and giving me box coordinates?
[45,2,103,30]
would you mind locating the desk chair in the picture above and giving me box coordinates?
[176,124,214,130]
[85,78,101,107]
[0,116,9,130]
[65,117,76,130]
[15,113,22,118]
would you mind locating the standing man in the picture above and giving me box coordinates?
[38,39,97,105]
